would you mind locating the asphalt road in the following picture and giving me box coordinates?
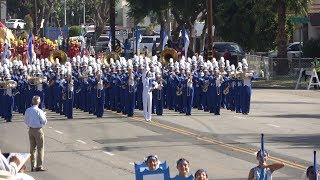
[0,89,320,180]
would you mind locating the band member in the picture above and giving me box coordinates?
[142,60,156,121]
[94,70,105,117]
[65,71,74,119]
[154,73,166,115]
[174,63,186,113]
[124,62,136,117]
[241,59,253,115]
[213,67,223,115]
[200,64,210,112]
[184,69,194,116]
[2,74,17,122]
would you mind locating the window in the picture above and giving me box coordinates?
[141,38,153,43]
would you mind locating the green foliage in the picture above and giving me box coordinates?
[215,0,277,51]
[302,38,320,58]
[24,15,34,33]
[68,26,83,37]
[7,0,31,19]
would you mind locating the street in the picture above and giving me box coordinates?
[1,89,320,180]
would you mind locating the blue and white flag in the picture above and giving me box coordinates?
[108,30,112,52]
[135,30,142,55]
[27,31,34,65]
[162,30,168,51]
[1,37,10,62]
[182,26,190,58]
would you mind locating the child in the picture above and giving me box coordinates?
[194,169,208,180]
[171,158,194,180]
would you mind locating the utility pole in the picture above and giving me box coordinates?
[110,0,116,51]
[83,0,85,26]
[64,0,66,26]
[34,0,37,35]
[207,0,213,61]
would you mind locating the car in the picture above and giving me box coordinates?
[69,31,95,42]
[5,19,26,29]
[212,42,245,64]
[132,36,161,53]
[287,42,303,57]
[95,35,109,52]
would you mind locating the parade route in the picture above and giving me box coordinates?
[1,89,320,179]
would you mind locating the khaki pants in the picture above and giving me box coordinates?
[28,128,44,168]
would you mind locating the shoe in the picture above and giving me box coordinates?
[35,167,47,171]
[31,167,35,172]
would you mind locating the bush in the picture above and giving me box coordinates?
[68,26,84,37]
[302,38,320,58]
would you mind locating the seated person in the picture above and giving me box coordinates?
[0,152,19,175]
[305,166,319,180]
[247,150,284,180]
[194,169,208,180]
[171,158,194,180]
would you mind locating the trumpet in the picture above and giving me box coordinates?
[223,85,230,95]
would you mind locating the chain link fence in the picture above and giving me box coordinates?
[246,55,317,88]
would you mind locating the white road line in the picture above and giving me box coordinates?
[103,151,114,156]
[54,130,63,134]
[48,126,53,129]
[93,146,98,149]
[76,140,87,144]
[129,162,134,165]
[234,116,246,119]
[267,124,280,128]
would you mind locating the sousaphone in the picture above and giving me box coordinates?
[49,50,67,65]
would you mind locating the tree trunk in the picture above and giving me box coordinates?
[276,0,287,58]
[276,0,289,75]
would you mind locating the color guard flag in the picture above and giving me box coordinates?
[108,30,112,52]
[182,26,190,58]
[162,30,168,51]
[135,30,142,55]
[27,31,34,65]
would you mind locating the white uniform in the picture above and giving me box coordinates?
[142,69,155,121]
[253,166,272,180]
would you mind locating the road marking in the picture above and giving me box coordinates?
[113,112,307,171]
[234,116,246,119]
[93,146,98,149]
[76,140,87,144]
[129,162,134,165]
[103,151,114,156]
[267,124,280,128]
[48,126,53,129]
[54,130,63,134]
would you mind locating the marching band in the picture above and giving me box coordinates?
[0,48,254,122]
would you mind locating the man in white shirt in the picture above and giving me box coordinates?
[24,96,47,172]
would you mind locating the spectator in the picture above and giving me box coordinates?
[0,151,19,175]
[24,96,48,172]
[223,49,232,61]
[194,169,208,180]
[143,46,148,57]
[212,47,219,60]
[171,158,194,180]
[124,39,131,59]
[152,40,157,56]
[247,150,284,180]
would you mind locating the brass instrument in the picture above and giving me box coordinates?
[176,83,183,96]
[223,85,230,95]
[68,78,74,99]
[128,72,134,93]
[157,76,163,100]
[97,78,103,98]
[0,80,17,89]
[62,86,67,101]
[187,73,193,97]
[217,85,220,95]
[216,75,222,96]
[202,80,209,93]
[103,51,120,67]
[28,76,47,86]
[160,48,178,66]
[49,50,67,65]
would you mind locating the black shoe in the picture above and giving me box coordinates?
[35,167,47,171]
[31,167,35,172]
[127,114,133,117]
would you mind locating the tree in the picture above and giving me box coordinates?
[274,0,311,57]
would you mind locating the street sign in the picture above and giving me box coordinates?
[290,17,310,23]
